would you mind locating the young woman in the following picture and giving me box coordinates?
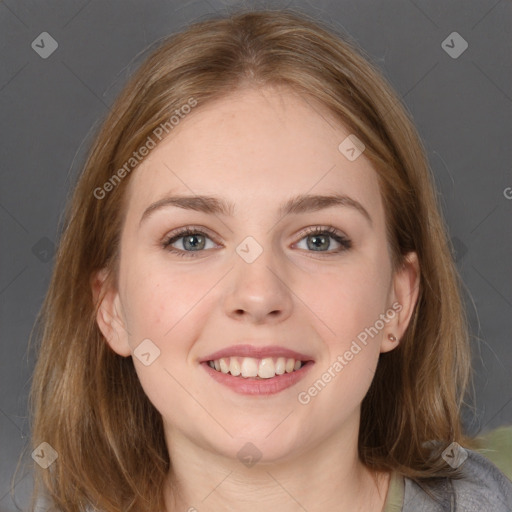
[22,8,512,512]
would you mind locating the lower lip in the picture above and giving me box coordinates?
[201,361,315,396]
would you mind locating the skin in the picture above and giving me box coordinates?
[94,85,420,511]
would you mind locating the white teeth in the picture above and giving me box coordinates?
[275,357,286,375]
[219,358,229,374]
[230,358,241,376]
[207,356,305,379]
[258,358,275,379]
[241,357,259,377]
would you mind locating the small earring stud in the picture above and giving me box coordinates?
[388,334,397,342]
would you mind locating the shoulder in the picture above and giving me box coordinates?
[473,425,512,480]
[449,447,512,510]
[401,429,512,512]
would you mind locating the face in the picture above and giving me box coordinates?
[94,85,419,464]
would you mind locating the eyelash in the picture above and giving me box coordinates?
[161,225,352,258]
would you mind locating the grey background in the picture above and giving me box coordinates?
[1,0,511,509]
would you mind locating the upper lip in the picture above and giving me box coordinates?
[199,344,314,363]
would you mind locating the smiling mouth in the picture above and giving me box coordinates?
[206,355,309,379]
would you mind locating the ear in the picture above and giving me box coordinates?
[91,268,132,357]
[380,251,420,354]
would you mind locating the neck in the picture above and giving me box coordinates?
[162,422,391,512]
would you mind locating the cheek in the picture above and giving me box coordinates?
[320,257,390,403]
[303,271,385,420]
[121,255,214,342]
[120,258,214,403]
[313,262,390,344]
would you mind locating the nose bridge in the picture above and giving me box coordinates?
[224,232,293,322]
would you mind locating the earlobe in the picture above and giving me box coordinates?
[380,332,400,354]
[91,269,132,357]
[381,251,420,354]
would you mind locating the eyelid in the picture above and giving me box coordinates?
[163,225,220,242]
[292,225,352,253]
[162,225,221,249]
[294,225,345,239]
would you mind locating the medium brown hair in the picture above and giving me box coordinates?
[17,7,477,511]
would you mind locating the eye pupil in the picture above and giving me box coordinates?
[184,234,205,251]
[308,234,329,251]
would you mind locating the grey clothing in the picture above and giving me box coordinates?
[402,449,512,511]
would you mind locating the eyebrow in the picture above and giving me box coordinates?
[139,192,372,227]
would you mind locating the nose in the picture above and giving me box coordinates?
[223,243,294,325]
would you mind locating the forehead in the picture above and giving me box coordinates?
[123,86,384,226]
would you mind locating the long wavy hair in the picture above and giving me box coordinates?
[15,7,478,512]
